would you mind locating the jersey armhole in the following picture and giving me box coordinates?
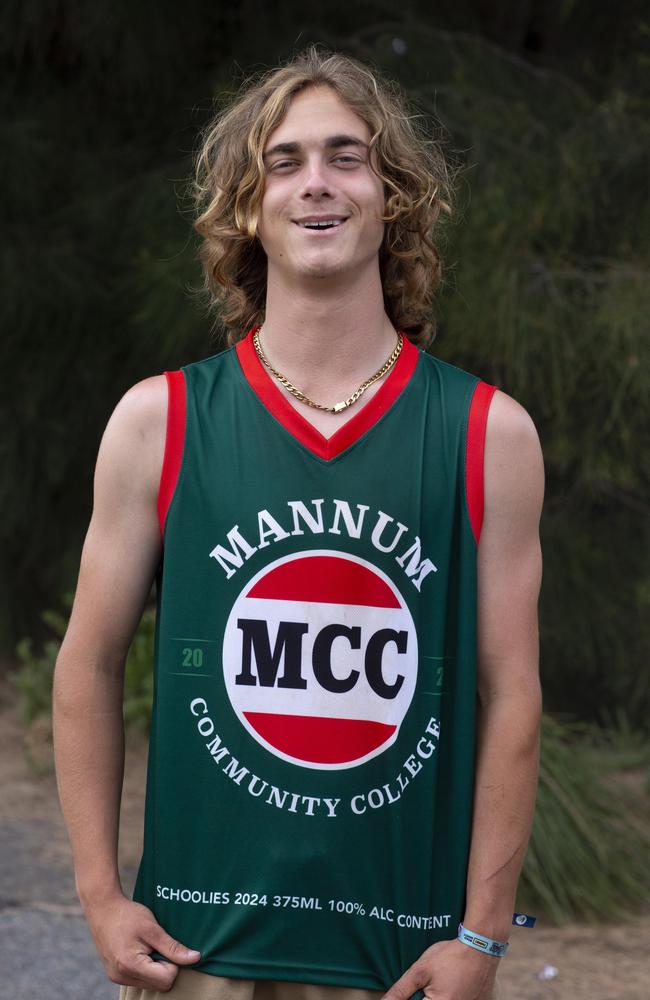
[465,380,498,546]
[157,370,187,538]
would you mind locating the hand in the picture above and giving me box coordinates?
[382,938,499,1000]
[82,891,202,991]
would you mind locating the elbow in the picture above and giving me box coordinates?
[477,675,543,750]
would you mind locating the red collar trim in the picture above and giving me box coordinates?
[235,327,419,461]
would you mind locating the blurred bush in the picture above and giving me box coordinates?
[12,593,155,734]
[2,7,648,722]
[518,714,649,923]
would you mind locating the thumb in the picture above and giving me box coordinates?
[382,964,426,1000]
[131,951,179,990]
[147,924,202,966]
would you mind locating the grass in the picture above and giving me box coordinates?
[519,714,649,924]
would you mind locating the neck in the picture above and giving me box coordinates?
[260,260,398,402]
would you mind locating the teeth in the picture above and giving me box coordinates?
[299,219,344,228]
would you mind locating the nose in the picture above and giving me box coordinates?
[299,156,333,199]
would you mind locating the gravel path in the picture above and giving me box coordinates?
[0,906,116,999]
[0,815,129,999]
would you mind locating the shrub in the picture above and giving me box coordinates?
[518,714,649,923]
[11,593,155,732]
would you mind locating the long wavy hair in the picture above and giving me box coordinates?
[191,46,458,348]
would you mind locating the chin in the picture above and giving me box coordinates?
[284,254,345,278]
[303,262,350,281]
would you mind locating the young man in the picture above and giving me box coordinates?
[53,48,543,1000]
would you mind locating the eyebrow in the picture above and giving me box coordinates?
[263,134,369,162]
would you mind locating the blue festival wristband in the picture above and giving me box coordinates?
[457,923,509,958]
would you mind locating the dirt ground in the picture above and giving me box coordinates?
[1,677,648,1000]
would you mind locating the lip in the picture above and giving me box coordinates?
[292,217,350,233]
[292,214,350,225]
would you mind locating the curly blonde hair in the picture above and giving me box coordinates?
[191,46,457,348]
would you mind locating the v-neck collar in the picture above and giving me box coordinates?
[235,326,420,461]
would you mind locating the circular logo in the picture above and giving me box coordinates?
[515,915,527,926]
[223,550,418,770]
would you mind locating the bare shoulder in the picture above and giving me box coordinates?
[484,388,543,458]
[477,391,543,694]
[62,375,169,663]
[109,373,168,441]
[482,389,545,533]
[96,374,168,504]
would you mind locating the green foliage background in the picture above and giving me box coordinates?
[2,2,648,730]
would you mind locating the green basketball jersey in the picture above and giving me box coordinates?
[132,326,496,992]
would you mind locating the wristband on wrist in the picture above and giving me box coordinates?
[457,923,509,958]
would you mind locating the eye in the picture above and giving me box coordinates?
[269,159,297,171]
[334,155,361,166]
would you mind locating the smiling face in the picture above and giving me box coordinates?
[257,86,386,285]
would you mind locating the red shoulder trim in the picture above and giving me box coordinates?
[157,370,186,537]
[466,380,498,545]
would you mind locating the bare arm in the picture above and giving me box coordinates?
[383,390,544,1000]
[52,375,201,990]
[462,389,544,940]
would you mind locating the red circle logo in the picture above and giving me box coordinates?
[223,550,418,769]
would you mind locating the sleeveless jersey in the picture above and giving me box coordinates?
[132,326,497,992]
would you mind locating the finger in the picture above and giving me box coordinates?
[109,950,177,991]
[382,965,426,1000]
[145,925,201,966]
[129,951,179,991]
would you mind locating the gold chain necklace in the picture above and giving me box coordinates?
[253,327,404,414]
